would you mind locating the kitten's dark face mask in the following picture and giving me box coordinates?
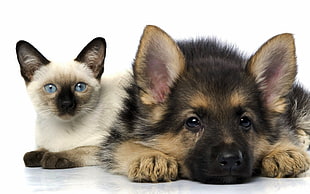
[42,81,90,120]
[41,78,99,120]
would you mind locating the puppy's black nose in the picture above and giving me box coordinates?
[217,150,243,170]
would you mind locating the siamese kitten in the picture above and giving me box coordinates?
[16,38,127,168]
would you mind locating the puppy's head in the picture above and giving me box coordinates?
[133,25,296,184]
[16,38,106,120]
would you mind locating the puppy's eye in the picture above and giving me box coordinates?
[44,84,57,93]
[75,82,87,92]
[240,116,252,130]
[185,116,202,132]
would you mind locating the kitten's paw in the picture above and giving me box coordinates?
[23,150,46,167]
[261,149,310,178]
[128,154,178,182]
[41,152,75,169]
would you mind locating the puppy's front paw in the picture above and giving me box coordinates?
[24,150,46,167]
[128,154,178,182]
[262,149,310,178]
[41,152,75,169]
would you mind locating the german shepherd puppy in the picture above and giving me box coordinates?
[100,25,310,184]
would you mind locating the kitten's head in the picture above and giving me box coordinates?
[16,38,106,120]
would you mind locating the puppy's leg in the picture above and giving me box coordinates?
[24,148,48,167]
[112,141,178,182]
[261,142,310,178]
[41,146,100,169]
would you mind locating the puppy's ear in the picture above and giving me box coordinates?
[247,33,297,113]
[134,25,185,104]
[75,37,106,80]
[16,40,50,83]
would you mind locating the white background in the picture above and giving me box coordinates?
[0,0,309,193]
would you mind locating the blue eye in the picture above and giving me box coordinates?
[44,84,57,93]
[75,82,87,92]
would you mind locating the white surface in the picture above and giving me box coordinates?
[1,0,310,193]
[3,166,309,194]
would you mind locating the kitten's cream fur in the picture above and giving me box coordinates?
[17,38,128,168]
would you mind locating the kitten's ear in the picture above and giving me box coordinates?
[134,25,185,104]
[246,33,297,113]
[75,37,106,79]
[16,40,50,83]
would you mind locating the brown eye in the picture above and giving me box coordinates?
[240,116,252,131]
[185,116,202,132]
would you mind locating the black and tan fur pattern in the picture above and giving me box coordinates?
[100,25,310,184]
